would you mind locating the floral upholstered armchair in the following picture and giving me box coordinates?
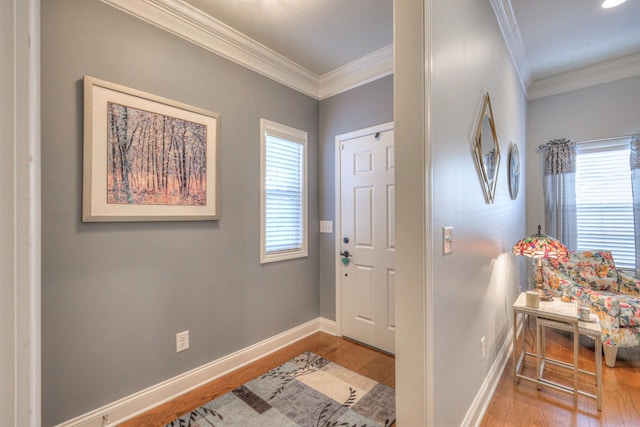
[542,250,640,367]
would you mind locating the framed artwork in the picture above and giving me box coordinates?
[82,75,220,222]
[508,143,520,200]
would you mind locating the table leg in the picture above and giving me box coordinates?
[536,316,542,386]
[573,323,579,406]
[595,335,603,410]
[541,321,547,376]
[513,311,518,382]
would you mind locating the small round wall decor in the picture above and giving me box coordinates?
[508,143,520,200]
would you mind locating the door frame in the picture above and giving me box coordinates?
[1,0,41,424]
[334,121,394,338]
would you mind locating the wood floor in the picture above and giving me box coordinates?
[121,327,639,427]
[120,332,395,426]
[481,320,640,427]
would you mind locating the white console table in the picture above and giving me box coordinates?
[512,292,602,410]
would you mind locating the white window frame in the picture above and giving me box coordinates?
[260,119,308,264]
[575,137,636,271]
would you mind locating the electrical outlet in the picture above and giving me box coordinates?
[481,336,486,361]
[176,330,189,353]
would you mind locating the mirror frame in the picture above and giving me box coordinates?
[472,92,500,203]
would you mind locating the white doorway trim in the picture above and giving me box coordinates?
[393,0,433,424]
[333,121,394,339]
[0,0,41,424]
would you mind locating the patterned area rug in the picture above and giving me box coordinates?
[165,351,395,427]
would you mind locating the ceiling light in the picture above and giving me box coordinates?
[602,0,627,8]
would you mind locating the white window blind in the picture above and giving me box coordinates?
[576,139,635,270]
[260,119,308,263]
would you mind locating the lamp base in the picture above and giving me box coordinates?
[536,285,553,301]
[534,257,553,301]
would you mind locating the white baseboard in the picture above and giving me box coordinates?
[460,325,515,427]
[319,317,337,335]
[56,317,336,427]
[56,316,512,427]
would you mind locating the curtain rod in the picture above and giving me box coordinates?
[572,134,634,145]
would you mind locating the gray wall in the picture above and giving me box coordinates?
[42,1,319,424]
[526,75,640,237]
[429,0,527,424]
[318,76,394,320]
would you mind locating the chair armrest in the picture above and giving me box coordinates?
[619,271,640,296]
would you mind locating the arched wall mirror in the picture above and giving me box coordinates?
[473,92,500,203]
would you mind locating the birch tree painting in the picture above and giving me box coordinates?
[107,102,207,206]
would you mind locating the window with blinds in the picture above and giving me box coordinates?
[260,119,308,263]
[575,138,635,271]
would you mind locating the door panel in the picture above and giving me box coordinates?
[340,129,395,354]
[387,269,396,329]
[355,151,374,174]
[387,184,395,249]
[355,264,374,322]
[355,187,374,247]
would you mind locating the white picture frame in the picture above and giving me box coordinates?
[83,75,220,222]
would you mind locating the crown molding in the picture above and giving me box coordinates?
[527,53,640,100]
[100,0,319,97]
[489,0,532,93]
[318,45,394,100]
[490,0,640,100]
[100,0,393,100]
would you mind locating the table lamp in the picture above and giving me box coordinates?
[512,225,569,301]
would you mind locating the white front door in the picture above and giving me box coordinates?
[339,125,395,354]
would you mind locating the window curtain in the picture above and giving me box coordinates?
[631,133,640,277]
[538,138,577,249]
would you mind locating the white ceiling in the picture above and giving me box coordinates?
[182,0,640,83]
[105,0,640,99]
[511,0,640,81]
[182,0,393,76]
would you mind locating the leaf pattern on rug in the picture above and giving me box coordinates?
[260,351,326,400]
[315,386,362,427]
[166,406,223,427]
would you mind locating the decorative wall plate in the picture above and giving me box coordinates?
[508,143,520,200]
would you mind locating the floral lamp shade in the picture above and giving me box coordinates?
[512,225,568,301]
[512,225,569,259]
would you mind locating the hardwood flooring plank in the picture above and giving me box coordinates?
[482,323,640,427]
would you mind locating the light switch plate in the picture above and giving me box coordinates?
[443,227,453,255]
[320,220,333,233]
